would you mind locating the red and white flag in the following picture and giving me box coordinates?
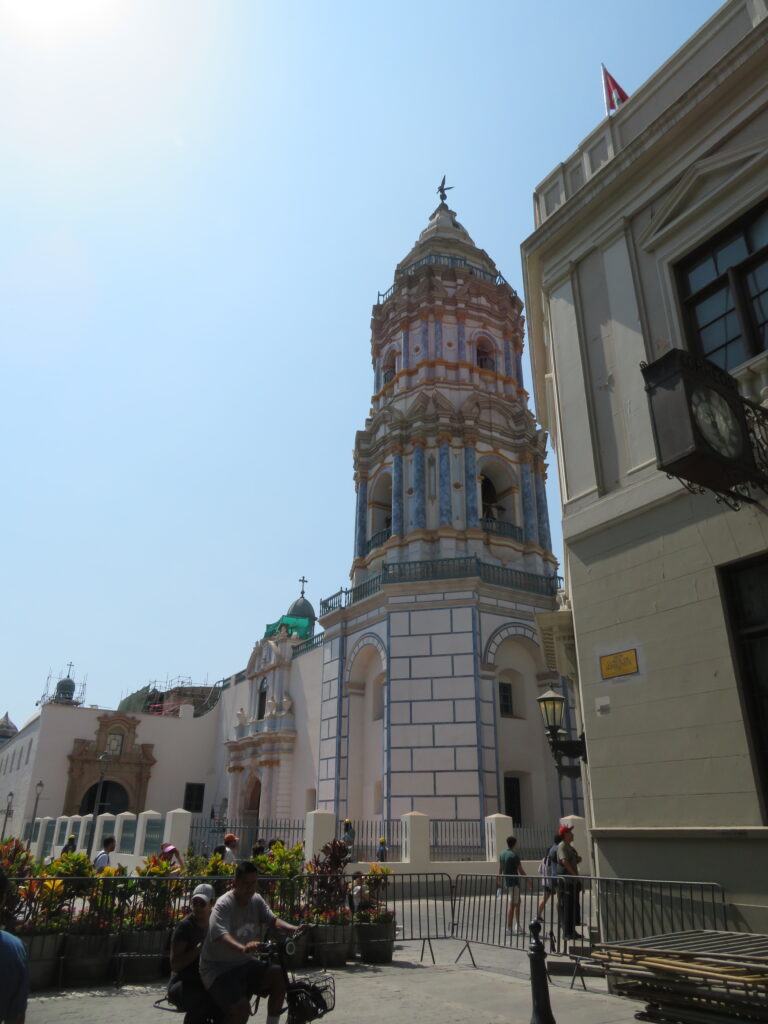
[602,64,629,114]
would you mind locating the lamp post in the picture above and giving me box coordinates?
[27,781,44,850]
[1,792,13,841]
[86,753,110,858]
[536,689,587,779]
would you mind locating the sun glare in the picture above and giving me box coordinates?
[0,0,120,42]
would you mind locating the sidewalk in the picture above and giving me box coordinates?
[27,940,641,1024]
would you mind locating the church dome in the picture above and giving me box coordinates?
[0,712,18,740]
[55,676,76,701]
[286,596,316,622]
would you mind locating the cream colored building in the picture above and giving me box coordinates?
[522,0,768,929]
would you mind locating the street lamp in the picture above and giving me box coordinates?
[536,689,587,779]
[1,792,13,841]
[27,781,44,850]
[86,753,111,858]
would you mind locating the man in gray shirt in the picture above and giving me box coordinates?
[200,860,298,1024]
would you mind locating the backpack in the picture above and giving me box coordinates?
[538,844,558,878]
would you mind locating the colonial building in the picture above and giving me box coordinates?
[522,0,768,929]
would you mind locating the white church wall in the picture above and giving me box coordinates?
[286,645,323,816]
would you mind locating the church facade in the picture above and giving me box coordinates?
[223,201,564,827]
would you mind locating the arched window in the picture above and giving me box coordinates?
[368,473,393,551]
[476,337,496,371]
[382,349,398,385]
[257,678,269,720]
[479,465,522,540]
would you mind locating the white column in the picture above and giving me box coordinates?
[401,812,429,870]
[93,813,116,855]
[163,809,192,854]
[484,813,514,863]
[305,810,335,858]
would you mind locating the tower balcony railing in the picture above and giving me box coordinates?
[480,517,524,543]
[291,633,325,658]
[319,556,561,615]
[365,527,392,555]
[377,252,515,304]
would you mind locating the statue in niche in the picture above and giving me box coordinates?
[278,695,293,716]
[265,696,277,717]
[236,707,247,726]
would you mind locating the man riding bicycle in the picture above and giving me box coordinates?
[199,860,299,1024]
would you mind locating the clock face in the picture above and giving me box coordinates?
[690,387,743,459]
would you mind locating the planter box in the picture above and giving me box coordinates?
[63,933,118,987]
[21,933,64,991]
[354,920,396,963]
[118,929,170,983]
[311,923,352,967]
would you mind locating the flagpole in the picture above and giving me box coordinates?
[601,63,609,117]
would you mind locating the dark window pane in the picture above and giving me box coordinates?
[698,311,741,358]
[715,235,749,274]
[731,564,768,628]
[687,255,717,293]
[693,286,731,328]
[499,681,514,717]
[749,210,768,251]
[723,336,749,371]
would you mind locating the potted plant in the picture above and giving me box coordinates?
[352,864,396,963]
[305,839,352,966]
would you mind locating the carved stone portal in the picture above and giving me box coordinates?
[64,713,157,815]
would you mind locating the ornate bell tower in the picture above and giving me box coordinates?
[318,194,560,825]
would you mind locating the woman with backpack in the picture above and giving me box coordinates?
[536,832,560,920]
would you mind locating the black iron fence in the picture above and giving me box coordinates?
[189,818,306,858]
[451,874,727,957]
[9,870,728,991]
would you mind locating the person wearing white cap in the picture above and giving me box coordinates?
[167,883,222,1023]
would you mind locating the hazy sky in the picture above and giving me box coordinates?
[1,0,723,729]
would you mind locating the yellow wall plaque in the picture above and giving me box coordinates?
[600,649,639,680]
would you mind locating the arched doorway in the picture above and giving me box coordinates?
[79,780,130,816]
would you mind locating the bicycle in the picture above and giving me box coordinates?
[154,929,335,1024]
[253,929,336,1024]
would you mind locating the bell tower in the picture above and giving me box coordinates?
[318,195,561,825]
[351,200,554,577]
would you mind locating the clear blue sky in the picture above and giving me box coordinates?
[1,0,723,728]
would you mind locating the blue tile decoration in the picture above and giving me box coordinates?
[413,445,426,529]
[402,328,410,370]
[504,337,512,377]
[520,460,536,543]
[439,443,452,526]
[458,321,466,361]
[435,319,443,360]
[354,477,368,558]
[464,445,478,527]
[534,462,552,552]
[392,454,404,536]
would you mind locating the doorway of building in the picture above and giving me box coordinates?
[503,776,522,824]
[79,780,130,816]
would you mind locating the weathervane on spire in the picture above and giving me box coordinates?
[437,175,453,203]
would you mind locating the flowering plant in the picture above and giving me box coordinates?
[310,906,351,925]
[354,907,395,924]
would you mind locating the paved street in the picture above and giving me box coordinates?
[27,940,641,1024]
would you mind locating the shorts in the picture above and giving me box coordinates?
[206,961,271,1011]
[504,884,520,904]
